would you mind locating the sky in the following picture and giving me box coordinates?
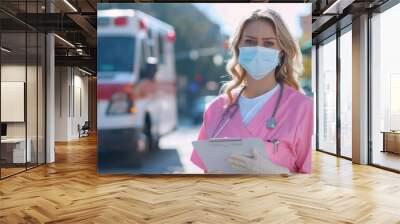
[194,3,311,39]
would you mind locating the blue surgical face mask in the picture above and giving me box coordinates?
[238,46,280,80]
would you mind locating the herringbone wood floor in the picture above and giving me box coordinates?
[1,135,400,224]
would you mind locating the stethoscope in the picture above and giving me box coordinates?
[210,82,284,139]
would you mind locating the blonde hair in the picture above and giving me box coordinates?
[221,9,303,105]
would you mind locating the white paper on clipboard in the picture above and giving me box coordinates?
[192,138,282,174]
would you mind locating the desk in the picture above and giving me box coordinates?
[381,131,400,154]
[1,138,31,163]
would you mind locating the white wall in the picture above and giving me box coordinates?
[55,66,69,141]
[1,65,37,138]
[74,73,89,137]
[55,67,89,141]
[1,63,46,164]
[1,66,26,136]
[1,65,26,142]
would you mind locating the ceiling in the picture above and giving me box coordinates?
[0,0,395,75]
[1,0,97,73]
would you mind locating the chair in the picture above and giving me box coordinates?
[78,121,90,138]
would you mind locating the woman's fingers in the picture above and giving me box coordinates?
[251,148,261,159]
[228,156,252,171]
[229,158,247,169]
[230,163,247,172]
[228,155,247,166]
[229,159,249,171]
[229,154,251,163]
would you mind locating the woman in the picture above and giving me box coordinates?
[190,9,313,174]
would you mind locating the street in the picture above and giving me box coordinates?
[124,125,204,174]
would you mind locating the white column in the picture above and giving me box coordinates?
[54,67,73,141]
[46,33,55,163]
[352,14,369,164]
[46,1,55,163]
[311,45,317,151]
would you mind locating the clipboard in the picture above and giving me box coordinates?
[192,138,278,174]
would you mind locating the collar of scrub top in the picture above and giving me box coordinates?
[210,82,284,138]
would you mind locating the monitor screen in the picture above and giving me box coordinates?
[1,123,7,137]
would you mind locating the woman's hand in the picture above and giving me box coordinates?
[227,148,291,175]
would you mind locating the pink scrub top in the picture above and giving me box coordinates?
[190,83,314,173]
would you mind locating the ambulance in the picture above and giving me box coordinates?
[97,9,177,169]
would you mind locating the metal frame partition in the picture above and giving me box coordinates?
[314,16,353,161]
[367,0,400,173]
[314,0,400,174]
[0,0,47,180]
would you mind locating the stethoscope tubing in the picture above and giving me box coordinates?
[210,82,283,139]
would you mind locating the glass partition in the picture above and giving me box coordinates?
[317,36,337,155]
[38,32,45,165]
[0,1,46,179]
[1,30,28,177]
[27,30,38,169]
[371,3,400,171]
[339,28,352,158]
